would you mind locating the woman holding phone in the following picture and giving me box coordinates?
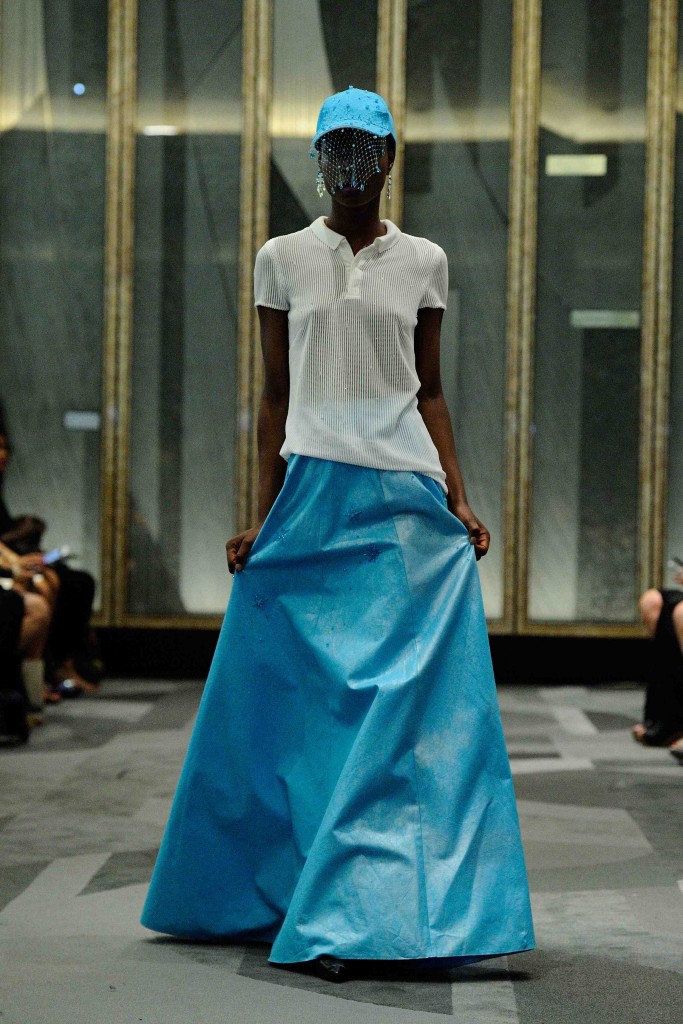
[0,418,100,697]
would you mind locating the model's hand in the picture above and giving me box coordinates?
[226,525,263,575]
[451,502,490,560]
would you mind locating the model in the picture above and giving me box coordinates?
[140,86,535,982]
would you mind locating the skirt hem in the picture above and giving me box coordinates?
[267,944,536,965]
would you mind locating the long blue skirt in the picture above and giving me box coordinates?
[140,454,535,965]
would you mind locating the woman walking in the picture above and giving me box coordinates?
[141,87,535,980]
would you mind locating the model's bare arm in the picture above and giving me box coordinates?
[414,306,490,559]
[226,306,290,574]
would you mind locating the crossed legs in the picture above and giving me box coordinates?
[634,589,683,745]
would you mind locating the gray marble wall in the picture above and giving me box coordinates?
[665,112,683,583]
[528,0,648,622]
[127,0,242,615]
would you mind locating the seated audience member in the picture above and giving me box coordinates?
[0,421,103,694]
[47,560,101,691]
[0,549,58,726]
[633,567,683,747]
[0,417,102,696]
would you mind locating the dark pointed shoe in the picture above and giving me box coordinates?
[636,721,683,747]
[314,955,353,983]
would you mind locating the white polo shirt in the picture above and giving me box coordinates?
[253,216,449,493]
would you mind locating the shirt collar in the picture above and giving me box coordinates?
[309,215,400,252]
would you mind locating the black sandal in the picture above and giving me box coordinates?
[314,955,354,983]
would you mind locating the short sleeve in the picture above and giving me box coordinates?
[418,246,448,310]
[253,239,289,310]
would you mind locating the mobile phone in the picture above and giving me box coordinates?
[42,545,72,565]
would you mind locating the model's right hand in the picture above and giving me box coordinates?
[226,525,263,574]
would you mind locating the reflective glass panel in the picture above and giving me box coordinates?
[0,0,107,605]
[528,0,647,622]
[403,0,513,620]
[128,0,242,615]
[269,1,377,237]
[664,14,683,589]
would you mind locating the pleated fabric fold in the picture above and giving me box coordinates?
[140,453,535,964]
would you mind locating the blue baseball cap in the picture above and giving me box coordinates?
[310,86,397,154]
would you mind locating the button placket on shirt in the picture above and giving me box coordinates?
[340,242,374,300]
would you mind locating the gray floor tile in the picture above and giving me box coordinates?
[1,679,680,1023]
[0,859,51,912]
[81,849,160,895]
[237,945,455,1015]
[514,950,682,1024]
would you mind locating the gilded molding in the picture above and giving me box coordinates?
[100,0,123,624]
[649,0,679,591]
[237,0,272,532]
[113,0,138,623]
[639,0,663,603]
[100,0,137,624]
[119,613,224,630]
[377,0,407,226]
[508,0,542,633]
[516,621,646,639]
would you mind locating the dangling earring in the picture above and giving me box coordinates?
[386,173,392,200]
[316,169,326,198]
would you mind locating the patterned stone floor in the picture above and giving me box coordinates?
[1,679,682,1023]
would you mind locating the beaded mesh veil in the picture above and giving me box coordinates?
[311,127,388,195]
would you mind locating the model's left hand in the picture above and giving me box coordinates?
[451,502,490,560]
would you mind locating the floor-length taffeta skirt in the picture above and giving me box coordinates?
[140,454,535,964]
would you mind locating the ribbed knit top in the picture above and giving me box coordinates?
[253,216,449,493]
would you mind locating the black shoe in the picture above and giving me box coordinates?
[636,721,683,747]
[314,955,353,983]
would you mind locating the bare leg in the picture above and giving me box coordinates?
[669,605,683,757]
[633,590,664,739]
[672,601,683,656]
[639,588,663,638]
[18,592,51,658]
[18,591,62,717]
[31,567,60,610]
